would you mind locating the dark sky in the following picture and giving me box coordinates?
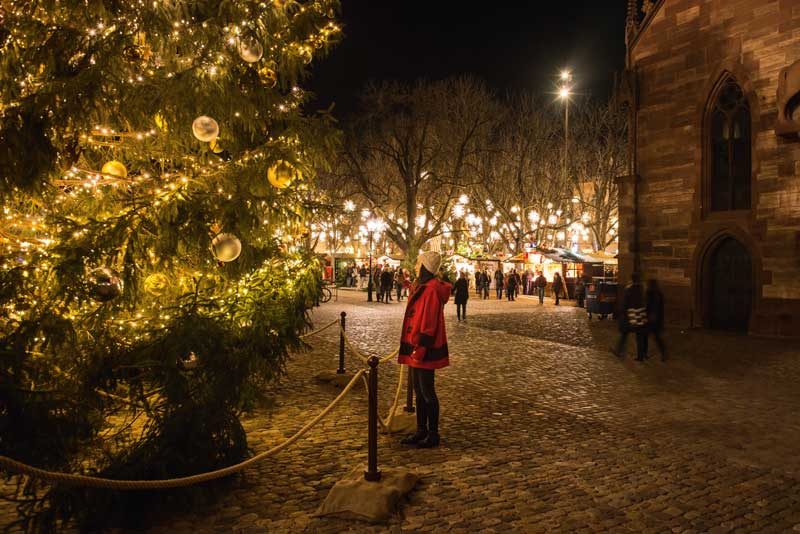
[308,1,628,118]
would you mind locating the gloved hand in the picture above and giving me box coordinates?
[410,346,426,362]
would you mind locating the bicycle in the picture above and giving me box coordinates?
[320,284,333,303]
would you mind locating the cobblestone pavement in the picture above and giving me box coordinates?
[4,290,800,532]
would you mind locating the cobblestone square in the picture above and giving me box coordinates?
[5,291,800,533]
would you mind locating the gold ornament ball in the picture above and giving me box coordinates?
[101,160,128,179]
[88,267,124,302]
[143,273,170,296]
[267,160,300,189]
[209,138,224,154]
[238,36,264,63]
[299,47,313,65]
[258,65,278,88]
[192,115,219,142]
[211,233,242,262]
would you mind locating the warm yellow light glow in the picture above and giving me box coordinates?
[560,70,571,81]
[559,87,570,99]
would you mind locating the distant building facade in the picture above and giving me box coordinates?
[618,0,800,336]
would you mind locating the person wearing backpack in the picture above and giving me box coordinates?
[613,272,648,361]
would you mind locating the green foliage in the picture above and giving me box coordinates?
[0,0,340,530]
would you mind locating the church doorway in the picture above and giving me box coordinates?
[705,237,752,332]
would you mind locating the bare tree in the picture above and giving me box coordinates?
[331,77,500,264]
[570,101,627,251]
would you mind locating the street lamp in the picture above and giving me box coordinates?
[366,218,381,302]
[558,69,573,185]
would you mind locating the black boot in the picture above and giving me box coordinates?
[416,432,440,448]
[400,430,428,446]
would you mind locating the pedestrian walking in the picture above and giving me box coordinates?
[575,277,587,308]
[359,264,368,289]
[535,271,547,304]
[506,269,518,301]
[453,271,469,321]
[494,268,504,299]
[380,265,394,303]
[552,272,565,305]
[613,272,648,361]
[481,268,490,299]
[646,279,667,361]
[402,268,411,298]
[399,251,450,449]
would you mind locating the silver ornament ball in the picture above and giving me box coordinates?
[192,115,219,142]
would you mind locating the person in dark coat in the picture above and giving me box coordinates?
[552,272,565,305]
[535,271,547,304]
[380,266,394,304]
[481,268,490,299]
[646,279,667,361]
[575,277,587,308]
[494,268,504,299]
[398,251,450,448]
[613,272,648,361]
[452,271,469,321]
[506,269,518,301]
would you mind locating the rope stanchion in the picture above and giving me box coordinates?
[363,361,405,432]
[298,318,340,340]
[0,370,366,490]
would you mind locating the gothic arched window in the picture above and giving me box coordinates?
[708,78,751,212]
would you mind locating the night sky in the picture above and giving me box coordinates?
[308,1,628,118]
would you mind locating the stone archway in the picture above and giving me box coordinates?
[702,236,753,332]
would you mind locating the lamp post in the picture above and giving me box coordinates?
[366,218,380,302]
[559,70,573,184]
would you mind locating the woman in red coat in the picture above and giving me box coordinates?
[398,251,451,448]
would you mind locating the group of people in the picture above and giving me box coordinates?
[376,263,412,303]
[342,263,369,289]
[615,272,667,361]
[462,268,568,305]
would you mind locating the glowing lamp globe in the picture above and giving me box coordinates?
[192,115,219,142]
[101,160,128,179]
[211,233,242,263]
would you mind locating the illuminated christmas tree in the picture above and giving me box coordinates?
[0,1,340,528]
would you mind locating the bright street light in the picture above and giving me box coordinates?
[560,69,571,81]
[559,86,570,99]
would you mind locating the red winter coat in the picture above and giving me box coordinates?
[398,277,451,370]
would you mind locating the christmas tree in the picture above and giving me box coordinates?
[0,1,340,529]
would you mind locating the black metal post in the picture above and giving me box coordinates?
[404,365,415,413]
[364,356,381,482]
[337,311,346,374]
[367,231,374,302]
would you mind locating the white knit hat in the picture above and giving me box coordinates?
[419,251,442,274]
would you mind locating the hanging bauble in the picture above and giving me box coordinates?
[238,36,264,63]
[267,160,301,189]
[258,65,278,88]
[211,233,242,262]
[192,115,219,142]
[209,138,224,154]
[154,112,168,132]
[143,272,170,296]
[101,160,128,179]
[180,351,200,370]
[88,267,124,302]
[298,46,313,65]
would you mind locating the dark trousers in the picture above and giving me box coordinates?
[537,287,545,304]
[413,368,439,434]
[496,287,503,299]
[649,326,667,359]
[554,291,560,305]
[482,286,489,299]
[396,285,402,301]
[616,328,648,360]
[456,302,466,320]
[507,287,516,301]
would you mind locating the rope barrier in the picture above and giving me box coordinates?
[298,318,340,340]
[340,327,399,365]
[0,311,406,491]
[0,370,366,490]
[362,362,406,431]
